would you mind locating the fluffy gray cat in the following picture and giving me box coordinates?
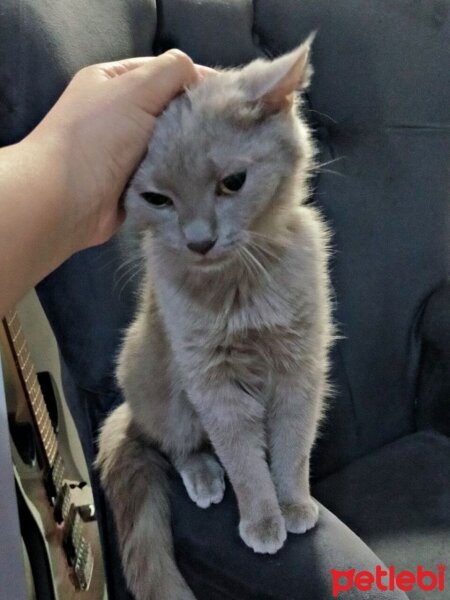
[96,35,333,600]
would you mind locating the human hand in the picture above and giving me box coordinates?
[26,50,206,252]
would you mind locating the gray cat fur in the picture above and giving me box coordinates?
[96,35,334,600]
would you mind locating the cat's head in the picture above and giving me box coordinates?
[126,35,315,269]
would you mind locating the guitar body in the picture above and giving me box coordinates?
[1,317,105,600]
[14,459,105,600]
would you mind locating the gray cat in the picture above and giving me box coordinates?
[96,35,334,600]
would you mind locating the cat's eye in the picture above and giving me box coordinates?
[140,191,173,208]
[216,171,247,196]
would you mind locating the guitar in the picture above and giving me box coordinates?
[0,309,105,599]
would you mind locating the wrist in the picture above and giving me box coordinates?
[20,132,80,259]
[24,127,85,256]
[0,135,78,313]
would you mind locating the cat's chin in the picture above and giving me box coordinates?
[188,253,234,272]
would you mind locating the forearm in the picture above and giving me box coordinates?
[0,51,203,317]
[0,136,73,315]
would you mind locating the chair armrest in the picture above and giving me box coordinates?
[416,279,450,436]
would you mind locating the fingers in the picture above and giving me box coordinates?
[123,49,200,115]
[89,50,216,117]
[97,57,154,78]
[197,65,217,78]
[97,51,193,77]
[105,54,216,80]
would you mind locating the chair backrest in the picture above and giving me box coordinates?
[1,0,449,478]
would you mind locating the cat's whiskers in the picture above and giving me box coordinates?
[114,261,144,296]
[93,254,122,272]
[306,108,338,123]
[246,231,295,254]
[309,156,346,178]
[317,167,345,178]
[114,261,143,286]
[90,245,140,273]
[118,269,144,300]
[237,247,259,282]
[113,257,144,291]
[312,156,344,170]
[240,246,272,285]
[246,231,275,243]
[247,231,290,249]
[115,255,144,277]
[247,239,279,261]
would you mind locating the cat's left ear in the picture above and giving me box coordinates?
[244,32,315,114]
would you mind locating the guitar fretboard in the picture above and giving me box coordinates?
[3,311,58,467]
[3,309,96,591]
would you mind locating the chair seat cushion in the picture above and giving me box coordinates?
[313,430,450,599]
[170,473,407,599]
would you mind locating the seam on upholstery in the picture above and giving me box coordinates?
[251,0,273,58]
[152,0,163,55]
[325,124,450,134]
[411,289,432,414]
[409,281,446,418]
[17,0,25,133]
[337,344,361,447]
[384,124,450,131]
[248,3,340,174]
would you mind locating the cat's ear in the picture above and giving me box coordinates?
[244,33,315,114]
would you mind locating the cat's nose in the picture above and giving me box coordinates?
[187,238,217,255]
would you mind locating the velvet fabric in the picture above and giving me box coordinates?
[1,1,449,598]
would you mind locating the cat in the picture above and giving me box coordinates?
[96,34,334,600]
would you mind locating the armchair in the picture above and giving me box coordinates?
[1,1,448,598]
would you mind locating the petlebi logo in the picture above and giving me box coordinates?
[330,565,446,597]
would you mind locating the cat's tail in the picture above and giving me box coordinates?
[95,403,196,600]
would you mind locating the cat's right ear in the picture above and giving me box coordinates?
[242,33,315,114]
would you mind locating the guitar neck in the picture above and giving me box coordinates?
[2,307,99,593]
[2,311,58,468]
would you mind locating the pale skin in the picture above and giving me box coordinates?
[0,50,209,316]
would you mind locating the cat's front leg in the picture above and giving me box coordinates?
[187,382,287,554]
[174,450,225,509]
[268,373,325,534]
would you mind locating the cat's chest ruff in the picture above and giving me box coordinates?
[161,276,302,379]
[170,277,294,340]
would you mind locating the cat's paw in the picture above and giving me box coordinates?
[239,512,287,554]
[179,453,225,509]
[281,498,319,534]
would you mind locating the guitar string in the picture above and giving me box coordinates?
[4,310,94,581]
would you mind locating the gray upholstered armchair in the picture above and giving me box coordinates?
[1,1,449,598]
